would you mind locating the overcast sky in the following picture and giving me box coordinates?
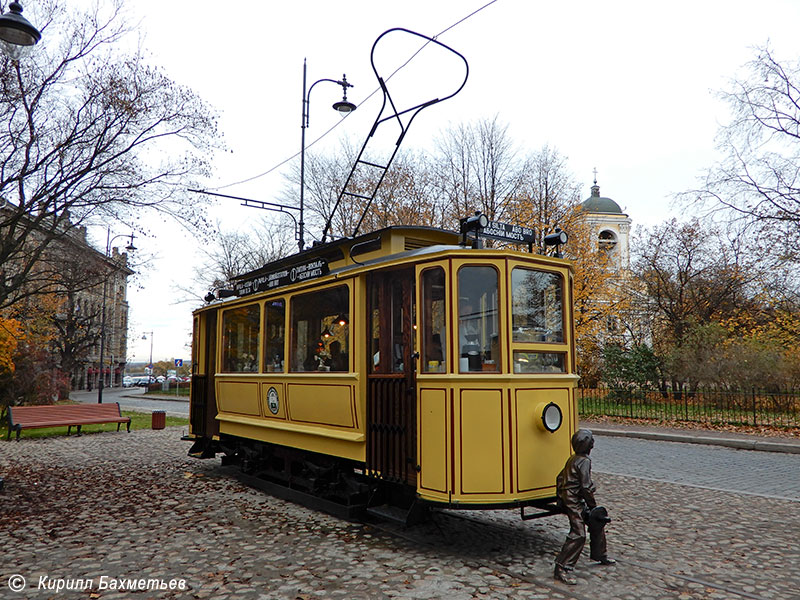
[97,0,800,363]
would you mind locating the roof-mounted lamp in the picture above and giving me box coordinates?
[459,211,489,248]
[544,228,568,258]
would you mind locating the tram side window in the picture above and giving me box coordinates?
[290,285,349,372]
[457,266,500,372]
[511,268,564,343]
[221,304,260,373]
[264,299,285,372]
[421,268,447,373]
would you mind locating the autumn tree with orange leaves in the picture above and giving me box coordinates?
[627,218,799,391]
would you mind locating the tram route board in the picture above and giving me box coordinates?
[234,258,329,297]
[480,220,535,244]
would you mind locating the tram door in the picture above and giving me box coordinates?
[190,311,219,438]
[365,268,417,486]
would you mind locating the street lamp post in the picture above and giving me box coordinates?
[97,230,136,404]
[142,331,154,384]
[299,59,356,253]
[0,1,40,59]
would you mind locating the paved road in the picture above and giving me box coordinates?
[592,436,800,501]
[71,386,189,417]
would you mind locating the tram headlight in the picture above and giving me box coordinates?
[536,402,563,433]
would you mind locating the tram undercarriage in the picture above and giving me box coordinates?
[190,434,430,524]
[188,433,563,525]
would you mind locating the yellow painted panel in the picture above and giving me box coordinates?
[287,383,354,428]
[515,388,573,492]
[260,383,287,420]
[218,415,364,462]
[217,380,261,416]
[458,389,505,494]
[419,388,449,495]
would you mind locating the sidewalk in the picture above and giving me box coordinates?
[128,392,189,403]
[69,389,189,403]
[584,419,800,454]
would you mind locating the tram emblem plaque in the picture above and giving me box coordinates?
[267,387,280,415]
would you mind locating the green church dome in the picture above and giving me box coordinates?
[581,181,623,214]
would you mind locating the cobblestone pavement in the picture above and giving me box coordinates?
[1,429,799,600]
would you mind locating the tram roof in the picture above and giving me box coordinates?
[233,225,462,284]
[199,224,569,305]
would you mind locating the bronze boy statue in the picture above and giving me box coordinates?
[554,429,615,585]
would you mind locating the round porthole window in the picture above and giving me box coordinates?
[540,402,562,433]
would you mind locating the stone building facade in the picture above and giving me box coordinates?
[67,227,134,391]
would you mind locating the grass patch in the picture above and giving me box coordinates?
[3,410,188,441]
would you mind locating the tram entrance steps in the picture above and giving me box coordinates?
[366,501,428,526]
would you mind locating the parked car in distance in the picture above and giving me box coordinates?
[125,375,153,387]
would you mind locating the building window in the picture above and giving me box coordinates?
[598,230,618,253]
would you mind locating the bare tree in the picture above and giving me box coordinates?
[510,145,583,252]
[181,220,293,301]
[689,45,800,258]
[434,116,524,224]
[281,140,447,242]
[0,0,221,310]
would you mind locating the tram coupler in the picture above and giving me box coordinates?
[520,501,563,521]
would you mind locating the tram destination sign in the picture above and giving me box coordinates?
[234,258,329,296]
[479,220,535,245]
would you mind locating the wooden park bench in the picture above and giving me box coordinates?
[7,403,131,440]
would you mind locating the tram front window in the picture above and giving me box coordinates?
[290,285,349,372]
[511,268,563,343]
[457,266,500,372]
[221,304,260,372]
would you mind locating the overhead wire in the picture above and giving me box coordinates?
[208,0,499,192]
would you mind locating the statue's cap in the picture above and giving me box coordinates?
[571,429,594,454]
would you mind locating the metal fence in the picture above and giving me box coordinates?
[578,387,800,429]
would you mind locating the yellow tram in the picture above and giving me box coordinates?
[187,222,578,521]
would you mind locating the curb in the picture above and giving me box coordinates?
[121,394,189,404]
[591,427,800,455]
